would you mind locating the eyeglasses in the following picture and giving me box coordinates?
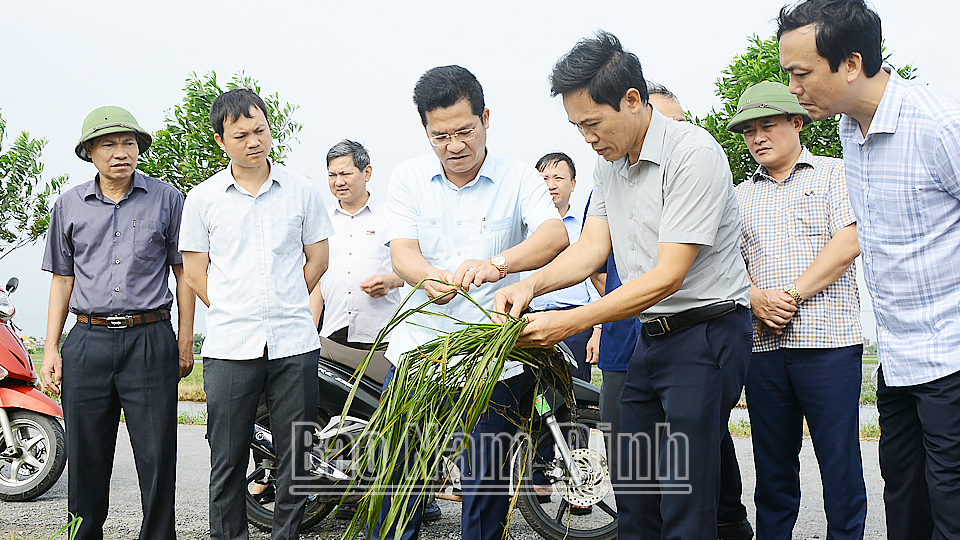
[428,127,479,147]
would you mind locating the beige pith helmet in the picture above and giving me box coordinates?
[75,106,152,162]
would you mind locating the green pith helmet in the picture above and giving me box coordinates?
[75,106,152,162]
[726,82,812,133]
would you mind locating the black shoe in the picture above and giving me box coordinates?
[570,504,593,515]
[424,501,442,522]
[717,518,754,540]
[250,484,275,504]
[335,504,357,520]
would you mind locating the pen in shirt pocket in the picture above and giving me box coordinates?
[480,217,485,235]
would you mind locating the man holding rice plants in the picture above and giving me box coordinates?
[495,32,752,539]
[376,65,567,539]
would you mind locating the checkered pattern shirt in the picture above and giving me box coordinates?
[840,68,960,386]
[736,148,861,352]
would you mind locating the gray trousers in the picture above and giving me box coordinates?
[61,319,179,540]
[204,348,320,540]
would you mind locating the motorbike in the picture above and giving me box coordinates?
[0,277,67,501]
[245,336,618,540]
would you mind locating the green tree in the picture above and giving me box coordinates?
[193,333,204,355]
[0,112,68,261]
[693,35,916,184]
[139,71,302,194]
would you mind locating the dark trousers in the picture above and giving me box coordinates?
[204,348,320,540]
[877,366,960,540]
[373,366,521,540]
[603,369,748,528]
[747,345,866,540]
[60,320,179,540]
[562,327,593,382]
[617,306,751,540]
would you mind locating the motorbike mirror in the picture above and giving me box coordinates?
[4,277,17,295]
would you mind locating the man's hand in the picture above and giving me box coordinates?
[178,338,195,379]
[750,287,798,335]
[453,259,499,293]
[360,273,403,298]
[423,268,458,305]
[40,349,63,396]
[492,281,536,322]
[585,327,601,364]
[515,310,578,348]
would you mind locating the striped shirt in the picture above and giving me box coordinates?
[736,148,860,352]
[179,163,334,361]
[840,68,960,386]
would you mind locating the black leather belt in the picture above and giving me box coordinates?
[642,301,738,337]
[77,309,171,329]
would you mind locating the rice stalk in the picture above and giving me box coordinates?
[334,279,575,538]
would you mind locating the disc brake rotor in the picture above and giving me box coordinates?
[553,448,611,507]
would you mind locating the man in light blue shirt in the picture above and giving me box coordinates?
[379,65,567,540]
[779,1,960,537]
[528,152,601,382]
[179,88,334,540]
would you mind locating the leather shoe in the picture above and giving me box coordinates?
[717,518,754,540]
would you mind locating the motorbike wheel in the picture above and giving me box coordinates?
[514,406,618,540]
[245,404,335,532]
[0,410,66,502]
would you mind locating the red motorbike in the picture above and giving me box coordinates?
[0,277,66,501]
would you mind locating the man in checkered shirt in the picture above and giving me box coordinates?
[779,1,960,538]
[728,81,865,540]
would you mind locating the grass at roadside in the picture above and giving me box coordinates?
[178,357,204,401]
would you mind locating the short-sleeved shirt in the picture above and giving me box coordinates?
[384,152,561,379]
[840,68,960,386]
[588,107,750,321]
[736,148,861,352]
[529,207,600,310]
[178,163,334,361]
[319,195,400,343]
[42,171,183,315]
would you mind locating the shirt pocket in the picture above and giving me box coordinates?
[417,217,444,263]
[133,220,165,261]
[792,192,829,237]
[482,216,514,256]
[271,216,304,255]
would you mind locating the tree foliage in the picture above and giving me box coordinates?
[693,35,916,184]
[139,71,303,194]
[0,112,68,261]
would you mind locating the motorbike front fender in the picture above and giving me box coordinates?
[0,385,63,418]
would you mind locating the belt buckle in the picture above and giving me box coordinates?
[105,315,132,329]
[647,317,670,337]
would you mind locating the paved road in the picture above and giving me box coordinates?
[1,424,887,539]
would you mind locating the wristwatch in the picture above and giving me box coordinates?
[489,255,508,279]
[784,282,804,305]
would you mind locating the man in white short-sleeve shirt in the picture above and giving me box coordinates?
[311,139,402,346]
[376,65,567,540]
[178,88,334,540]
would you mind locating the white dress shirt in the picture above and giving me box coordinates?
[385,152,560,379]
[179,163,334,360]
[319,195,399,343]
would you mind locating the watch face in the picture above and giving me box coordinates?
[491,255,506,266]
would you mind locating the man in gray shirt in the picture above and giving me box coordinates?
[495,32,752,539]
[40,106,195,540]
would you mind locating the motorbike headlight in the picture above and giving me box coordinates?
[0,292,14,322]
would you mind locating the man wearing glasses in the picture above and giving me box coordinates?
[377,65,567,540]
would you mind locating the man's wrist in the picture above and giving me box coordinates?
[489,255,508,279]
[784,282,804,304]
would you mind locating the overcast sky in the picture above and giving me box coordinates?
[2,0,956,340]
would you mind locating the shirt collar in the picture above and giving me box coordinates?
[840,66,902,143]
[431,148,496,187]
[85,170,148,202]
[750,146,815,183]
[220,159,279,195]
[333,192,376,217]
[615,106,666,178]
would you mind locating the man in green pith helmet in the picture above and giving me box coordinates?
[728,81,866,540]
[40,106,195,540]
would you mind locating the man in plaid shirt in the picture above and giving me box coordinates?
[779,1,960,538]
[729,81,865,540]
